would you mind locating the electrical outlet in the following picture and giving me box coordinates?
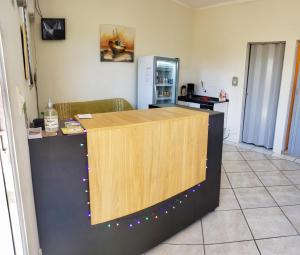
[232,77,238,86]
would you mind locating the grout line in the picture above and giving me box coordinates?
[204,238,257,246]
[163,233,300,247]
[241,154,300,236]
[200,219,206,255]
[224,170,262,255]
[254,233,300,241]
[268,160,300,190]
[235,143,300,161]
[280,171,300,186]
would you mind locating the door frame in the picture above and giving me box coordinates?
[284,41,300,152]
[0,30,28,255]
[240,41,286,146]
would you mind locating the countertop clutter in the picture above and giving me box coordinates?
[178,95,229,105]
[177,95,229,129]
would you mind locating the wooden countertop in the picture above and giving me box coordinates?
[78,107,206,130]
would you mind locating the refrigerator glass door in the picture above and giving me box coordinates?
[154,57,178,104]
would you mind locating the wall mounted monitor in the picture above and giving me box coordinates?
[41,18,65,40]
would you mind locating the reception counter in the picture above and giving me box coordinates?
[29,106,224,255]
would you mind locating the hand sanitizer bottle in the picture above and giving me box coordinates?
[44,98,59,133]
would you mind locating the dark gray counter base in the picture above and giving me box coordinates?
[29,111,223,255]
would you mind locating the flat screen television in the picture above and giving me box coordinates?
[41,18,65,40]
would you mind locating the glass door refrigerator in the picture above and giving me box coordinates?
[138,56,179,109]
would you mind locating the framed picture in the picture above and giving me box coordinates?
[20,24,29,80]
[41,18,65,40]
[100,24,135,62]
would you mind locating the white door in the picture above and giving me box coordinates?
[0,160,15,254]
[242,43,285,149]
[0,31,26,255]
[0,36,15,255]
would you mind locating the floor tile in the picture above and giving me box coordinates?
[237,143,254,151]
[243,207,297,239]
[281,205,300,233]
[223,144,238,152]
[145,244,204,255]
[267,186,300,206]
[222,152,243,161]
[256,236,300,255]
[282,171,300,185]
[221,165,225,172]
[265,153,282,160]
[271,160,300,171]
[202,210,252,244]
[280,155,297,161]
[240,151,267,160]
[216,189,240,211]
[227,172,263,188]
[266,153,297,161]
[205,241,259,255]
[165,220,203,244]
[221,173,231,188]
[256,171,291,186]
[234,187,276,209]
[222,160,252,173]
[247,160,277,172]
[251,146,273,155]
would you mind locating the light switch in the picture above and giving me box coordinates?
[232,77,238,86]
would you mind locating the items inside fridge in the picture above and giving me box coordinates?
[137,56,179,109]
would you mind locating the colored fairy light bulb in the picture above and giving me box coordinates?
[185,194,188,198]
[87,201,90,205]
[165,210,168,214]
[107,224,111,228]
[192,189,196,192]
[137,220,141,224]
[129,224,133,228]
[179,201,182,204]
[145,217,149,221]
[197,184,201,187]
[155,215,158,219]
[85,190,89,193]
[116,223,119,227]
[80,143,84,147]
[172,206,176,209]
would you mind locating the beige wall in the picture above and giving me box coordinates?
[191,0,300,153]
[34,0,193,110]
[0,1,39,255]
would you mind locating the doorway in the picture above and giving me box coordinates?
[242,42,285,149]
[286,41,300,157]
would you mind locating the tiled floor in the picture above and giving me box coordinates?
[146,144,300,255]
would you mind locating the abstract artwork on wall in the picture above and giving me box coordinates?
[100,24,135,62]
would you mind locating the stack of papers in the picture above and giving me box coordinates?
[61,126,84,135]
[28,127,42,139]
[77,114,92,119]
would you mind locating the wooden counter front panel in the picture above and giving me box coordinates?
[86,110,209,225]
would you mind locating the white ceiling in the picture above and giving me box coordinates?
[175,0,256,8]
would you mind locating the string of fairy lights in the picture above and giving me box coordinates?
[81,140,203,230]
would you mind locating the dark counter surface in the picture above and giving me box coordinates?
[178,95,229,105]
[149,103,223,116]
